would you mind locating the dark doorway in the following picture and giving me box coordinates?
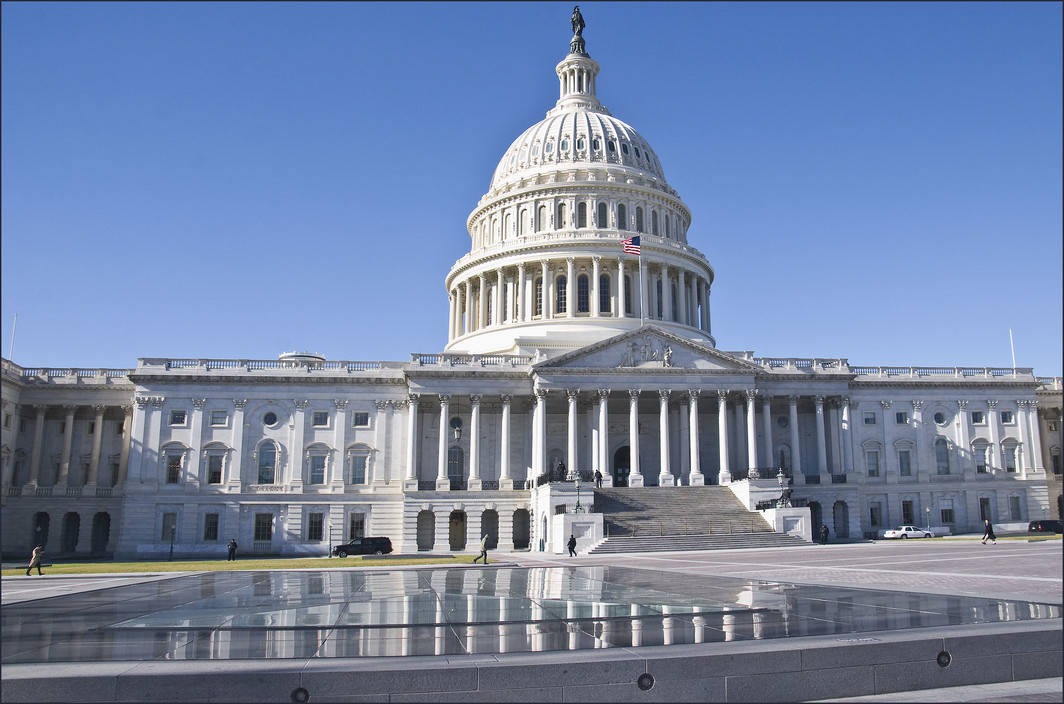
[832,501,850,539]
[448,510,467,551]
[613,446,630,487]
[91,512,111,555]
[416,510,435,551]
[480,509,499,549]
[808,501,822,532]
[979,497,992,522]
[62,512,80,553]
[32,512,50,549]
[512,509,530,550]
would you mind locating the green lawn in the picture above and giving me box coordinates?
[2,554,490,576]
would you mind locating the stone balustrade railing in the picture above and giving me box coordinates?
[2,359,133,383]
[850,366,1034,379]
[1036,377,1062,390]
[411,353,534,367]
[137,359,403,373]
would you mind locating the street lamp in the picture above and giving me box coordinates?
[574,475,583,513]
[925,506,931,534]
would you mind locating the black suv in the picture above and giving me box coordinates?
[1027,520,1063,534]
[332,537,393,557]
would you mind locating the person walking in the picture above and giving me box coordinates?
[26,545,44,576]
[567,534,578,557]
[981,519,997,545]
[594,469,602,488]
[473,534,489,564]
[227,538,238,561]
[819,524,829,545]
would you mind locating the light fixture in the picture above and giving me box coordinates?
[451,396,462,442]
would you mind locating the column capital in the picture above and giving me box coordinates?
[597,388,611,400]
[956,400,968,410]
[294,399,310,409]
[880,400,892,409]
[688,389,700,401]
[911,400,924,411]
[592,255,601,264]
[628,389,641,400]
[134,396,151,409]
[500,394,512,405]
[517,261,526,272]
[744,389,759,401]
[566,256,575,265]
[192,398,207,409]
[233,399,248,409]
[841,396,851,407]
[814,395,826,405]
[788,395,800,404]
[566,389,579,402]
[92,404,107,414]
[375,400,390,410]
[534,388,547,401]
[334,399,349,409]
[61,404,77,414]
[469,394,482,405]
[717,389,729,401]
[408,393,421,405]
[987,400,998,408]
[438,394,451,404]
[121,404,133,416]
[659,389,671,401]
[392,400,408,410]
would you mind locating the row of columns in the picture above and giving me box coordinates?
[448,256,711,340]
[4,404,132,492]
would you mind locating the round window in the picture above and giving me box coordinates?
[777,416,789,428]
[934,412,946,425]
[577,137,586,151]
[621,143,630,155]
[263,412,278,426]
[560,138,570,152]
[545,141,554,154]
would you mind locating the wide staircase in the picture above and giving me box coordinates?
[588,486,808,554]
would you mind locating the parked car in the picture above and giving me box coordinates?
[332,537,393,557]
[882,525,934,539]
[1027,520,1064,534]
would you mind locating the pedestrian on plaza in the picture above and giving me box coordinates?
[567,534,577,557]
[473,534,489,564]
[981,519,997,545]
[227,538,238,561]
[26,545,44,576]
[819,524,829,545]
[594,469,602,488]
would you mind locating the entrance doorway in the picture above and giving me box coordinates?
[808,502,822,532]
[91,512,110,555]
[416,510,435,551]
[832,501,850,539]
[512,509,530,550]
[448,510,467,551]
[613,446,630,487]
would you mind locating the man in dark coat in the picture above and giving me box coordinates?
[227,538,238,561]
[26,545,44,576]
[594,470,602,488]
[819,524,829,545]
[981,519,997,545]
[567,534,578,557]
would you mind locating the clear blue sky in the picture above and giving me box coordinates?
[2,2,1061,375]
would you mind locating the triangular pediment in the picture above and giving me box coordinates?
[535,325,760,373]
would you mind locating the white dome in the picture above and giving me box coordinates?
[489,111,667,194]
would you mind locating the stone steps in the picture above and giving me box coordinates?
[588,532,808,554]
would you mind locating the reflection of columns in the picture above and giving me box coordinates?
[789,396,803,484]
[628,390,642,486]
[617,259,627,319]
[469,395,481,489]
[86,405,106,487]
[658,390,673,486]
[566,258,575,319]
[745,391,759,479]
[598,390,609,484]
[405,395,419,484]
[761,396,773,470]
[436,395,450,489]
[27,405,46,486]
[717,391,731,484]
[533,389,547,478]
[689,390,704,485]
[499,395,512,489]
[723,610,737,642]
[841,397,853,474]
[567,390,578,475]
[57,405,76,487]
[815,396,828,478]
[591,256,601,317]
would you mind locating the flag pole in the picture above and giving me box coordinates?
[639,255,645,324]
[7,313,15,360]
[1009,328,1016,370]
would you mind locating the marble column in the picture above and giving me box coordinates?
[617,259,627,319]
[815,396,829,480]
[225,401,243,490]
[517,263,527,322]
[85,404,106,488]
[436,395,450,490]
[956,400,971,476]
[789,396,802,484]
[1016,401,1031,477]
[745,391,759,479]
[541,260,552,320]
[840,397,853,474]
[598,389,610,486]
[1025,400,1045,472]
[677,269,687,325]
[587,400,598,478]
[591,256,601,317]
[56,405,76,488]
[658,390,673,486]
[448,290,456,340]
[628,390,643,486]
[27,405,46,486]
[499,395,513,489]
[478,274,488,329]
[493,270,503,326]
[761,397,773,471]
[987,400,1000,472]
[567,390,578,476]
[469,395,481,490]
[405,394,419,487]
[689,390,704,485]
[661,264,672,321]
[566,258,575,318]
[533,389,547,478]
[718,391,731,484]
[463,280,471,335]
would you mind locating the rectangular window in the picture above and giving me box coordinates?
[898,450,912,477]
[1009,496,1022,521]
[1000,411,1014,424]
[940,499,954,524]
[971,411,985,425]
[348,513,365,540]
[866,450,880,477]
[307,513,324,541]
[169,410,186,426]
[869,502,882,527]
[210,410,228,426]
[88,421,95,435]
[207,455,223,484]
[161,512,177,541]
[203,513,219,541]
[166,454,181,484]
[254,513,273,541]
[901,500,914,525]
[352,412,370,428]
[312,411,329,427]
[975,446,988,473]
[309,455,326,484]
[351,455,367,484]
[895,412,909,425]
[863,412,876,425]
[979,497,992,521]
[1004,446,1017,472]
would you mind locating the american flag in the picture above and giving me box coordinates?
[621,236,641,255]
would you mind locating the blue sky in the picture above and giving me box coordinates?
[2,2,1061,374]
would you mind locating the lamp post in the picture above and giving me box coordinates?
[574,475,583,513]
[925,506,931,534]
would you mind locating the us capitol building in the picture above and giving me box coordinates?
[2,14,1061,559]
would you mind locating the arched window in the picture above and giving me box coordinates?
[503,213,512,240]
[577,274,589,313]
[537,205,547,232]
[636,207,644,233]
[486,289,493,326]
[935,438,950,475]
[577,202,587,228]
[651,210,659,236]
[258,443,276,484]
[599,274,611,313]
[520,208,529,235]
[556,202,566,230]
[624,275,633,314]
[617,204,627,231]
[597,202,608,228]
[535,277,543,316]
[556,275,567,314]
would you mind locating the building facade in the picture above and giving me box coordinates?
[1,19,1059,558]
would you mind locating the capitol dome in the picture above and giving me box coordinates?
[444,14,715,357]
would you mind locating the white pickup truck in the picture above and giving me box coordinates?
[882,525,934,539]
